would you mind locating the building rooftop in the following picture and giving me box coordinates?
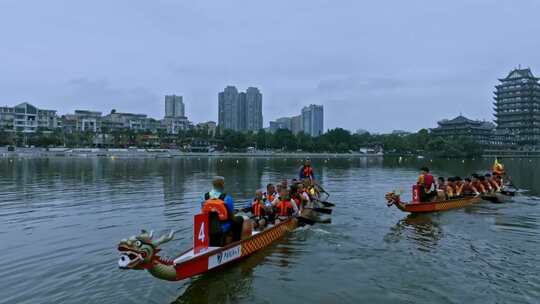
[499,68,539,81]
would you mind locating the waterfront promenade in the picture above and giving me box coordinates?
[0,147,383,159]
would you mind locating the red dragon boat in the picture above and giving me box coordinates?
[385,191,481,213]
[117,210,322,281]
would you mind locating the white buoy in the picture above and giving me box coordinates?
[462,160,465,163]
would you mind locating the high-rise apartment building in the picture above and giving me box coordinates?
[165,95,185,118]
[218,86,263,132]
[301,104,324,137]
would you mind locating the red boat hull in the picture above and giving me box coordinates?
[173,217,299,280]
[394,196,481,213]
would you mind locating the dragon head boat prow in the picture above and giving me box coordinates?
[117,229,174,271]
[385,190,402,207]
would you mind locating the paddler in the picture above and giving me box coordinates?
[201,176,244,245]
[471,174,486,194]
[479,176,493,194]
[436,177,447,200]
[243,190,269,230]
[417,166,434,202]
[271,188,299,223]
[454,176,464,197]
[299,159,315,181]
[446,177,456,199]
[264,183,278,203]
[462,178,480,196]
[485,173,501,192]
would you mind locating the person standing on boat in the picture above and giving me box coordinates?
[202,176,244,245]
[299,159,315,181]
[417,167,434,202]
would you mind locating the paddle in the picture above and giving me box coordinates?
[296,216,316,225]
[306,207,332,214]
[319,201,335,207]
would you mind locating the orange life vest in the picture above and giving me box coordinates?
[202,193,229,221]
[265,192,276,203]
[276,200,294,217]
[251,200,265,217]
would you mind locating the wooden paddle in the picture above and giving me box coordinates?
[297,216,316,225]
[304,207,332,214]
[319,201,335,207]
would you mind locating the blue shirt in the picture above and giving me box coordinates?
[201,189,235,232]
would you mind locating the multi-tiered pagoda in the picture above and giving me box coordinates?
[494,68,540,147]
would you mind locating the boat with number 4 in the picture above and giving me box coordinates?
[116,211,322,281]
[385,192,481,213]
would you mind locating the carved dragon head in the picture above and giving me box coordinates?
[385,191,401,207]
[117,229,174,270]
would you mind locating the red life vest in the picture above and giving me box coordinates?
[276,200,294,217]
[202,193,229,221]
[251,200,265,217]
[303,166,313,178]
[292,197,301,209]
[423,174,434,190]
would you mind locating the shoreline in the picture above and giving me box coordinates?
[0,147,384,159]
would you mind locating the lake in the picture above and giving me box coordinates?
[1,156,539,303]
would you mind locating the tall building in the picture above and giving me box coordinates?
[291,115,302,135]
[245,87,263,131]
[218,86,240,131]
[301,104,324,137]
[165,95,185,118]
[494,68,540,147]
[431,115,495,145]
[218,86,263,132]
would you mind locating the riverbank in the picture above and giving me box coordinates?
[0,147,384,159]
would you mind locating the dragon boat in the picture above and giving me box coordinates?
[385,191,481,213]
[117,209,325,281]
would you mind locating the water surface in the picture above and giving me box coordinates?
[1,156,539,303]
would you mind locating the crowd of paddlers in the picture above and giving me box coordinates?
[200,159,323,246]
[416,160,509,203]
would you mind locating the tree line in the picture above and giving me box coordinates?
[0,127,485,157]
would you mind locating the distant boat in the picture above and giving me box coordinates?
[417,155,425,159]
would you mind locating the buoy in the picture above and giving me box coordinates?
[462,160,465,163]
[236,160,239,164]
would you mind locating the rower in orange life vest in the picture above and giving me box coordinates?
[299,159,315,181]
[201,176,244,246]
[271,188,299,224]
[417,166,434,202]
[243,190,270,230]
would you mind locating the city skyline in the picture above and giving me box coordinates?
[1,1,539,133]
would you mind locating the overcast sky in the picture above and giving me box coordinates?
[1,0,539,133]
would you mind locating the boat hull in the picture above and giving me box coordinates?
[395,196,481,213]
[173,217,298,280]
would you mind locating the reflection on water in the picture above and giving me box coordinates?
[384,214,443,252]
[0,156,539,303]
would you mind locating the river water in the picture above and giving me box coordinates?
[1,156,539,304]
